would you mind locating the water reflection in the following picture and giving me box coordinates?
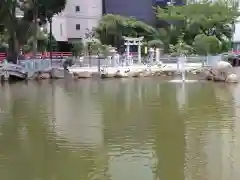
[0,79,240,180]
[176,82,186,110]
[184,83,236,180]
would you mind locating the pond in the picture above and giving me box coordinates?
[0,79,239,180]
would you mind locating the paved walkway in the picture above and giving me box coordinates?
[68,63,203,73]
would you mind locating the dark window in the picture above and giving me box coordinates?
[75,6,80,12]
[76,24,80,30]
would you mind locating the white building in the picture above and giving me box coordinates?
[48,0,102,42]
[233,22,240,50]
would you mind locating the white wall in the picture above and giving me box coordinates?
[65,17,89,39]
[48,15,68,42]
[51,0,102,41]
[233,22,240,42]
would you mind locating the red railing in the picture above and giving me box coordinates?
[0,53,7,61]
[25,52,73,58]
[0,52,73,62]
[40,52,73,58]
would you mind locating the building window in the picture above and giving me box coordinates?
[76,24,80,30]
[60,24,63,36]
[75,6,80,12]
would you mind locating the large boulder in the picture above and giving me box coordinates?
[115,70,129,78]
[205,61,238,83]
[214,61,232,71]
[225,73,238,83]
[35,72,51,80]
[73,71,93,78]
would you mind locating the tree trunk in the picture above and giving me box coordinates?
[7,31,19,64]
[32,0,38,57]
[6,0,19,64]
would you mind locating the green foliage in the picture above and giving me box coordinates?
[85,38,102,55]
[99,45,109,57]
[148,39,163,48]
[169,38,194,56]
[23,0,67,22]
[0,29,9,49]
[22,44,31,53]
[46,33,58,52]
[0,0,66,62]
[193,34,221,55]
[25,26,48,52]
[95,14,156,49]
[155,0,240,54]
[71,41,84,57]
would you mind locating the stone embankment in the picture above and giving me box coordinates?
[3,61,238,83]
[32,64,205,80]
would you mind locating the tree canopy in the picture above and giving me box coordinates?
[23,0,66,22]
[0,0,66,63]
[155,0,240,54]
[0,0,239,62]
[95,1,240,55]
[95,14,156,50]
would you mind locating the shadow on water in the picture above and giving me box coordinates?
[0,79,239,180]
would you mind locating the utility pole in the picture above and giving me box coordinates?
[33,0,38,57]
[49,17,53,66]
[47,10,53,66]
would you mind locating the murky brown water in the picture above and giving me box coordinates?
[0,79,240,180]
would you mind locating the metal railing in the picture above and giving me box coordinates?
[15,55,222,76]
[18,59,64,77]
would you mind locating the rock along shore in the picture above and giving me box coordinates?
[2,61,238,83]
[32,63,205,80]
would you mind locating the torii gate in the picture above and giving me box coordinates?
[123,36,144,64]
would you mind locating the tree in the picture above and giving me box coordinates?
[193,34,221,55]
[95,14,124,48]
[155,0,240,53]
[23,0,66,23]
[71,40,84,57]
[0,0,66,63]
[46,33,58,52]
[169,39,194,56]
[95,14,156,49]
[0,28,9,50]
[148,39,164,49]
[26,27,48,52]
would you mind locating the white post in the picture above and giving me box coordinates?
[126,42,130,63]
[107,56,111,67]
[177,60,180,72]
[138,43,141,64]
[130,55,133,65]
[155,48,160,63]
[149,48,154,65]
[109,48,117,67]
[112,50,117,67]
[178,56,186,81]
[116,53,119,66]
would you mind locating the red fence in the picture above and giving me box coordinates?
[0,52,73,62]
[26,52,73,58]
[0,53,6,61]
[232,51,240,54]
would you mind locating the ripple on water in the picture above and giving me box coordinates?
[1,80,240,180]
